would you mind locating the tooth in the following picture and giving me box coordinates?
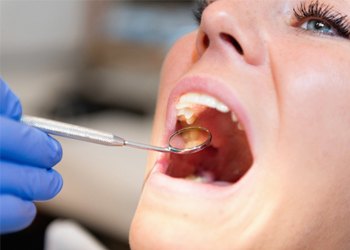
[179,93,201,104]
[183,109,194,120]
[201,171,214,182]
[201,95,217,108]
[186,175,205,182]
[175,102,194,110]
[187,117,196,125]
[216,102,229,113]
[184,109,196,124]
[237,122,244,131]
[231,112,238,123]
[176,110,186,120]
[176,108,196,124]
[177,93,229,113]
[185,171,214,183]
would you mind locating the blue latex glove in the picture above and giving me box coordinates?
[0,78,63,234]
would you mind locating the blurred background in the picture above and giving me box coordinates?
[0,0,197,249]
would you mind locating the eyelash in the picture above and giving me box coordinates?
[192,0,350,39]
[293,0,350,39]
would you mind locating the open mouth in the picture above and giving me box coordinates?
[165,92,253,185]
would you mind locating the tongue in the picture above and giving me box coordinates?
[166,146,218,178]
[166,108,253,183]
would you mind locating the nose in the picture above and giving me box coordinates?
[196,1,266,66]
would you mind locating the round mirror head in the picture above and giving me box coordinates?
[168,127,212,154]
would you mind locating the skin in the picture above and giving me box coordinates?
[130,0,350,249]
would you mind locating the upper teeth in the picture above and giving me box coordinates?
[176,92,244,130]
[176,93,229,113]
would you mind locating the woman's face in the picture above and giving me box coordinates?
[130,0,350,249]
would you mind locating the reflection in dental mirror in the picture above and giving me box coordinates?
[168,126,212,154]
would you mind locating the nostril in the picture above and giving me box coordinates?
[203,34,210,50]
[196,32,210,56]
[220,33,243,55]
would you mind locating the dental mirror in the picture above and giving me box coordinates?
[21,115,211,154]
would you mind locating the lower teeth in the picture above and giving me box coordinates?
[185,173,231,186]
[185,171,214,183]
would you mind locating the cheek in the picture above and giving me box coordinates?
[159,31,198,96]
[153,32,198,133]
[283,60,350,126]
[267,42,350,244]
[281,49,350,147]
[147,32,198,167]
[272,41,350,183]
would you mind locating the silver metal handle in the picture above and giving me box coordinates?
[21,115,125,146]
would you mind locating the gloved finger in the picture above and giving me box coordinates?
[0,161,63,201]
[0,78,22,120]
[0,195,36,234]
[0,116,62,169]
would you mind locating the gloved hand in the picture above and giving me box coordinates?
[0,78,63,234]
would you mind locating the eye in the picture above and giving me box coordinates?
[300,19,337,36]
[293,1,350,39]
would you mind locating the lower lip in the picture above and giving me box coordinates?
[146,156,251,200]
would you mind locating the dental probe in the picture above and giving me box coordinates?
[21,115,212,154]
